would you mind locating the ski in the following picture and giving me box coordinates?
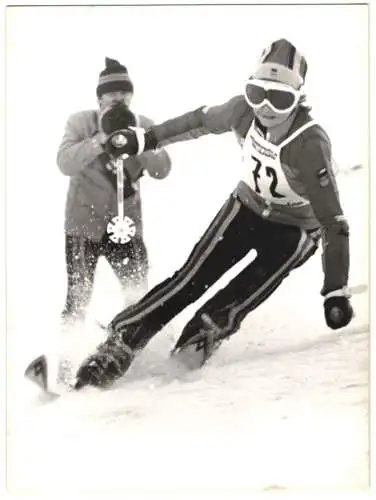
[24,355,61,398]
[24,355,50,392]
[24,355,80,398]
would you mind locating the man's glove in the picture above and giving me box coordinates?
[323,288,354,330]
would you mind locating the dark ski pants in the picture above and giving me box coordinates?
[62,232,149,323]
[110,194,319,349]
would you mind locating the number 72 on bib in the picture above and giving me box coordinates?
[246,154,308,207]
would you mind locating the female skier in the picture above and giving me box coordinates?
[73,39,353,389]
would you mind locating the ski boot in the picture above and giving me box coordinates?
[74,326,135,389]
[171,313,225,369]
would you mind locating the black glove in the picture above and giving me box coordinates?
[104,128,140,158]
[99,101,136,135]
[104,128,159,159]
[324,295,353,330]
[99,102,159,158]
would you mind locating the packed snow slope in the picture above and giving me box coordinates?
[6,141,369,492]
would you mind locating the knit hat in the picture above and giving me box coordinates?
[96,57,134,98]
[253,39,308,90]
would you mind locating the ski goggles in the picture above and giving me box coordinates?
[244,78,301,114]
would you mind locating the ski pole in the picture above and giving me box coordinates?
[116,157,124,220]
[106,153,136,244]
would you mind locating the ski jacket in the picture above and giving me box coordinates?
[57,110,171,241]
[151,95,349,295]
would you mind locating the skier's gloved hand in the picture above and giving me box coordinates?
[104,128,143,158]
[323,288,354,330]
[104,128,159,158]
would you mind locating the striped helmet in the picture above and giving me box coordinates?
[253,39,308,90]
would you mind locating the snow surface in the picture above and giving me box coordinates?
[5,156,369,494]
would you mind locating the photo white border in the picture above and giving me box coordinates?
[1,1,373,499]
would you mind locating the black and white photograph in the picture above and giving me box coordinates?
[3,0,371,495]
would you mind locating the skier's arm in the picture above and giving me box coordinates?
[152,95,246,148]
[57,112,108,176]
[134,115,172,179]
[296,129,350,296]
[104,95,247,158]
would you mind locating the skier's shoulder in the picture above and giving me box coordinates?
[195,94,251,133]
[288,109,335,188]
[226,94,250,116]
[202,94,249,121]
[289,108,331,147]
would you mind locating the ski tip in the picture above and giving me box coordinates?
[24,355,49,391]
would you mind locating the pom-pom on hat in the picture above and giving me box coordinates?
[96,57,134,98]
[253,39,308,90]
